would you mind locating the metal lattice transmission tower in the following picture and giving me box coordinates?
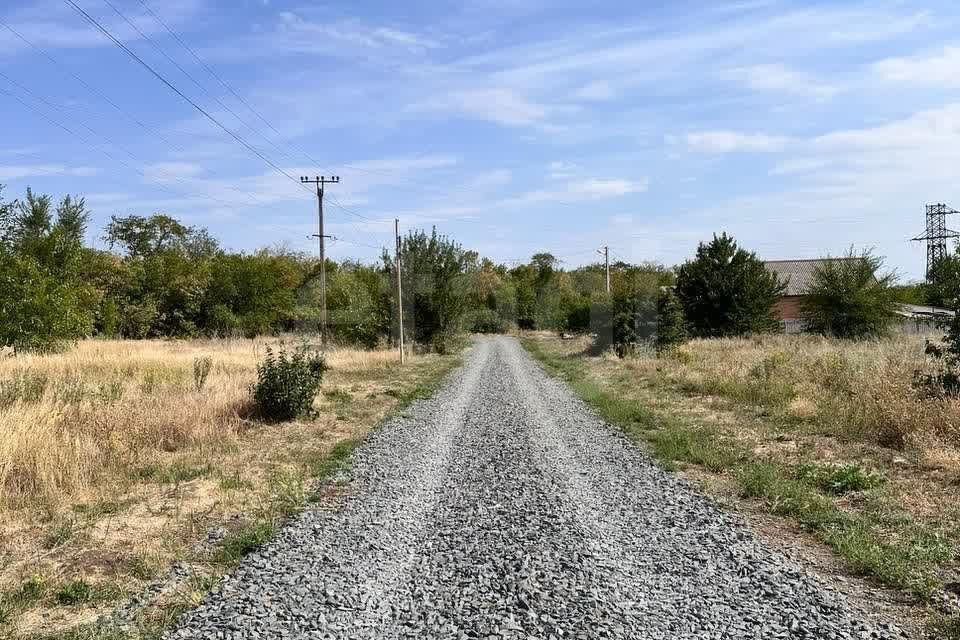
[912,203,960,280]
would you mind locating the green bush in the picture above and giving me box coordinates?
[466,308,506,334]
[252,345,328,422]
[656,287,687,354]
[800,248,898,339]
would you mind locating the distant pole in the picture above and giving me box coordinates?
[395,218,405,364]
[300,175,340,345]
[605,246,610,294]
[598,245,610,293]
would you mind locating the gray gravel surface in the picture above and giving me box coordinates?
[168,336,905,639]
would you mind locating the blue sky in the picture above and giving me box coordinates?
[1,0,958,279]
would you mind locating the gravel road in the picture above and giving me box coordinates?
[168,336,904,639]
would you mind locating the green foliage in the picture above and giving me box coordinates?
[591,266,667,356]
[915,307,960,396]
[800,249,898,339]
[253,345,328,422]
[0,251,94,353]
[465,308,507,333]
[796,463,885,495]
[55,580,93,606]
[104,214,193,258]
[214,520,275,565]
[930,614,960,640]
[675,232,786,338]
[923,253,960,308]
[96,298,121,337]
[322,262,391,347]
[396,228,476,349]
[0,188,96,352]
[656,288,687,353]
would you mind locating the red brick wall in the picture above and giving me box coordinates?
[774,296,804,321]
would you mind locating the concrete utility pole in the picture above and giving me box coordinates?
[300,175,339,345]
[395,218,405,364]
[598,246,610,293]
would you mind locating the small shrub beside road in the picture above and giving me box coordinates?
[253,345,328,421]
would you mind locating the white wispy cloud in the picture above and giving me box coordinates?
[509,177,648,204]
[813,104,960,150]
[573,81,616,101]
[411,87,573,128]
[0,164,100,180]
[730,63,838,100]
[202,11,440,61]
[769,158,834,176]
[683,131,791,154]
[0,0,204,56]
[872,45,960,87]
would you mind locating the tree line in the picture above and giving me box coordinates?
[0,185,670,353]
[1,185,955,355]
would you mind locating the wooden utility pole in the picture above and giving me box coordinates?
[598,245,610,293]
[395,218,405,364]
[300,175,339,345]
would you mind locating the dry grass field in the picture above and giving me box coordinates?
[0,337,461,638]
[523,333,960,636]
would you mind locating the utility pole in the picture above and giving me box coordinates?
[395,218,405,364]
[598,245,610,293]
[300,175,339,344]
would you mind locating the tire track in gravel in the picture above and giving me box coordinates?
[167,336,906,640]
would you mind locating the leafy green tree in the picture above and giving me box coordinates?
[675,232,785,337]
[0,251,93,352]
[592,266,661,356]
[509,264,538,330]
[203,250,304,338]
[0,185,12,244]
[105,214,193,258]
[323,262,391,347]
[0,188,97,351]
[394,228,476,349]
[924,253,960,308]
[800,249,898,339]
[656,288,687,353]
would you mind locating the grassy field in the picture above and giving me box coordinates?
[0,337,462,639]
[522,333,960,637]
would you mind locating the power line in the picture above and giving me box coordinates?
[0,68,259,210]
[103,0,392,236]
[0,18,275,209]
[113,3,612,212]
[64,0,312,196]
[332,237,387,251]
[0,83,234,211]
[135,0,309,157]
[105,0,321,176]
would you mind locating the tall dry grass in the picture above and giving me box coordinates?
[0,338,401,511]
[655,334,960,453]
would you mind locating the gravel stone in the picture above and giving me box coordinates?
[167,336,906,639]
